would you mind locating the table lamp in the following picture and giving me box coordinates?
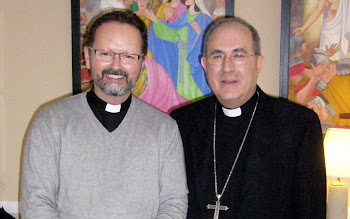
[324,128,350,219]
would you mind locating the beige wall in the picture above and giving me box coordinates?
[0,0,282,206]
[0,0,72,209]
[2,0,348,215]
[235,0,281,97]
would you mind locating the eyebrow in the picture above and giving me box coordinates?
[208,49,224,56]
[208,48,248,56]
[232,48,248,54]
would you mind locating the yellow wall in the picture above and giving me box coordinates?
[2,0,348,215]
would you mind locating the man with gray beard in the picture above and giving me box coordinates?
[20,10,188,218]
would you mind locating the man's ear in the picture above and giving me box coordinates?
[83,46,91,69]
[256,55,265,77]
[201,56,207,72]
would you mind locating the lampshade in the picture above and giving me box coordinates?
[324,128,350,178]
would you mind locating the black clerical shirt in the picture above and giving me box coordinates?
[213,92,258,218]
[86,88,131,132]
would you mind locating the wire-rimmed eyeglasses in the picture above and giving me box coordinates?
[207,52,257,65]
[89,47,143,65]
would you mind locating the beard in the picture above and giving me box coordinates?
[95,68,133,96]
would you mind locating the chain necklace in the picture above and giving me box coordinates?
[207,92,259,219]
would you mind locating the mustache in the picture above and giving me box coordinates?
[101,68,128,78]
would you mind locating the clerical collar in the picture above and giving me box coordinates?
[222,107,242,117]
[86,87,131,114]
[105,103,121,113]
[219,92,258,118]
[86,88,131,132]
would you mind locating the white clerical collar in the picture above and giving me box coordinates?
[222,106,242,117]
[105,103,121,113]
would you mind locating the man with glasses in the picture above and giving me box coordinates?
[21,10,188,218]
[171,17,326,218]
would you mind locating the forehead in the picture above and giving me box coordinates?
[207,22,254,52]
[93,22,142,50]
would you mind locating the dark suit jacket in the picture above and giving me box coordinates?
[171,86,326,218]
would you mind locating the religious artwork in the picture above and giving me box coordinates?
[72,0,234,113]
[286,0,350,133]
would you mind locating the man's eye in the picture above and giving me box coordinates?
[122,54,136,60]
[100,51,113,57]
[211,54,224,59]
[233,53,245,58]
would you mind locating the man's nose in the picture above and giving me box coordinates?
[222,56,235,72]
[109,54,123,69]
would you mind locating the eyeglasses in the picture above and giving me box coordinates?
[207,52,257,65]
[89,47,143,65]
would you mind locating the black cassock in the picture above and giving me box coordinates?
[171,86,326,219]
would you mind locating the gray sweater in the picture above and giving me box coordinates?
[21,93,188,218]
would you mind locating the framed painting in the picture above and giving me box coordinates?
[71,0,234,113]
[281,0,350,133]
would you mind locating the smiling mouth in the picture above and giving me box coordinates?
[106,74,125,79]
[222,79,238,84]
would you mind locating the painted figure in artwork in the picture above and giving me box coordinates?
[307,49,350,129]
[135,0,152,31]
[79,0,223,113]
[100,0,135,10]
[131,0,191,113]
[145,0,213,101]
[294,0,350,60]
[289,0,350,131]
[156,0,187,24]
[288,36,332,106]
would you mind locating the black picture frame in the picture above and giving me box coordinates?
[71,0,235,95]
[71,0,81,95]
[279,0,290,99]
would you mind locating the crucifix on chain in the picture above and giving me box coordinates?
[206,199,229,219]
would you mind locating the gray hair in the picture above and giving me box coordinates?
[202,17,261,57]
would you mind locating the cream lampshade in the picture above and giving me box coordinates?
[324,128,350,219]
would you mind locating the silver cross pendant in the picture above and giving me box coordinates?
[207,200,229,219]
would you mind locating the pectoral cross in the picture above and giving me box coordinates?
[207,200,229,219]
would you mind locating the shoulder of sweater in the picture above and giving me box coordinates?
[132,97,175,122]
[38,92,87,117]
